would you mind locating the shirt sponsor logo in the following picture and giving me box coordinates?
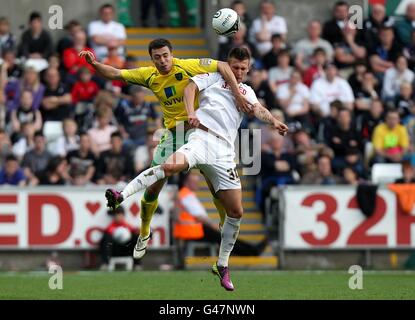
[175,73,183,81]
[164,86,177,99]
[163,96,184,106]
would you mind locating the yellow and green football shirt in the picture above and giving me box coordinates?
[120,58,218,129]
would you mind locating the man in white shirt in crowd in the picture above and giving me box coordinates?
[294,20,334,72]
[249,0,287,56]
[310,62,355,117]
[106,47,288,291]
[88,4,126,60]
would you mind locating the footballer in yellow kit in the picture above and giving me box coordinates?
[79,38,251,259]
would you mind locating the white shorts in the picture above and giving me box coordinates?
[176,129,241,193]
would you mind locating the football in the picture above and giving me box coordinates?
[212,8,240,37]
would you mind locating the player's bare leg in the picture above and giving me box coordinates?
[211,188,243,291]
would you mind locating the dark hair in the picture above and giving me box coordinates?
[271,33,282,41]
[330,100,344,109]
[46,156,64,173]
[100,3,114,11]
[79,131,89,138]
[380,25,394,32]
[277,49,290,58]
[334,1,349,8]
[227,47,251,61]
[64,19,81,30]
[5,154,18,162]
[34,130,44,138]
[108,205,125,216]
[231,0,245,7]
[313,47,327,56]
[29,11,42,22]
[110,131,122,139]
[148,38,173,56]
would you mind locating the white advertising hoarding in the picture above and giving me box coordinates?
[0,186,176,249]
[282,187,415,249]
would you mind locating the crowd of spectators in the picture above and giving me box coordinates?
[0,3,161,187]
[217,0,415,206]
[2,0,415,200]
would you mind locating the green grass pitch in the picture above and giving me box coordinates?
[1,271,415,300]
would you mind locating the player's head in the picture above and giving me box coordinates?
[148,38,174,75]
[227,47,251,83]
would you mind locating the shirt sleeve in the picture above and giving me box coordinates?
[400,126,410,149]
[181,194,208,218]
[179,58,218,76]
[191,72,222,91]
[120,68,149,87]
[245,85,260,105]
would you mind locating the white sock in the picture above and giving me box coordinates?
[217,216,241,267]
[121,165,165,200]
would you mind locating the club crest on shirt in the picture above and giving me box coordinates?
[175,73,183,81]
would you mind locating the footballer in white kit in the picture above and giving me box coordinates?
[176,71,259,193]
[111,47,288,291]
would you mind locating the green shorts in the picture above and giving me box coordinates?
[151,122,192,167]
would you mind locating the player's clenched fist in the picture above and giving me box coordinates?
[188,113,200,128]
[79,50,96,65]
[273,119,289,136]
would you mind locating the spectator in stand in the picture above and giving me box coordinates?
[353,71,380,114]
[10,90,42,140]
[88,4,126,60]
[310,62,354,117]
[277,70,311,129]
[302,47,327,88]
[217,23,260,64]
[268,49,293,93]
[2,50,23,80]
[66,132,96,186]
[317,100,343,143]
[102,43,125,69]
[356,98,384,145]
[134,131,160,173]
[56,20,83,57]
[247,69,278,111]
[5,66,45,112]
[21,131,52,185]
[62,30,96,80]
[382,55,414,101]
[301,154,343,185]
[54,119,79,157]
[41,68,73,122]
[95,131,134,185]
[115,86,161,151]
[37,156,71,185]
[0,17,15,56]
[17,12,53,59]
[12,122,35,161]
[403,30,415,70]
[326,108,360,172]
[322,1,349,46]
[372,109,409,164]
[261,34,287,70]
[0,155,26,186]
[0,129,11,167]
[294,20,334,72]
[395,2,415,46]
[395,81,415,120]
[333,22,366,73]
[342,166,361,185]
[369,26,403,75]
[88,105,118,156]
[395,160,415,183]
[71,67,100,105]
[141,0,165,28]
[361,3,395,50]
[231,0,252,33]
[99,206,139,271]
[249,0,287,56]
[293,128,330,177]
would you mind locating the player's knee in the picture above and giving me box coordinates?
[162,163,176,177]
[227,206,243,219]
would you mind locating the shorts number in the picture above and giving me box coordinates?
[227,168,240,181]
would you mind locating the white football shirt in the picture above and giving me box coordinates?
[191,72,259,145]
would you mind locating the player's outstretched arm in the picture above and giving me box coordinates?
[79,50,123,81]
[252,102,289,136]
[217,61,252,113]
[183,81,200,128]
